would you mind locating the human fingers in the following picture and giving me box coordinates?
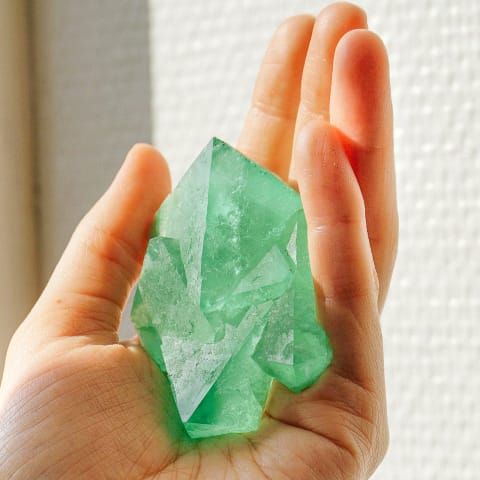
[289,2,367,187]
[26,144,171,341]
[237,15,314,181]
[297,120,383,387]
[266,120,387,477]
[330,29,397,310]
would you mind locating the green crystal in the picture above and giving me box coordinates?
[131,138,332,439]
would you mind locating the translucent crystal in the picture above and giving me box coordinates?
[131,138,332,439]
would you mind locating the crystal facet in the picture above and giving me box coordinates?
[131,138,332,438]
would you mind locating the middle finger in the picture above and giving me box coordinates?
[289,3,367,186]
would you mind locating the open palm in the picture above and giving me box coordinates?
[0,3,397,479]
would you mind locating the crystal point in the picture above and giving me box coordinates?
[131,138,332,438]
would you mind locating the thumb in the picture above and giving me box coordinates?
[29,144,171,341]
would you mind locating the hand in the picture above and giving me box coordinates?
[0,3,396,479]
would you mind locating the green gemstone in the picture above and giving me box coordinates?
[131,138,332,439]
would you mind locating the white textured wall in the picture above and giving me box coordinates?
[149,1,480,478]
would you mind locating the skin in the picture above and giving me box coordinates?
[0,3,397,479]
